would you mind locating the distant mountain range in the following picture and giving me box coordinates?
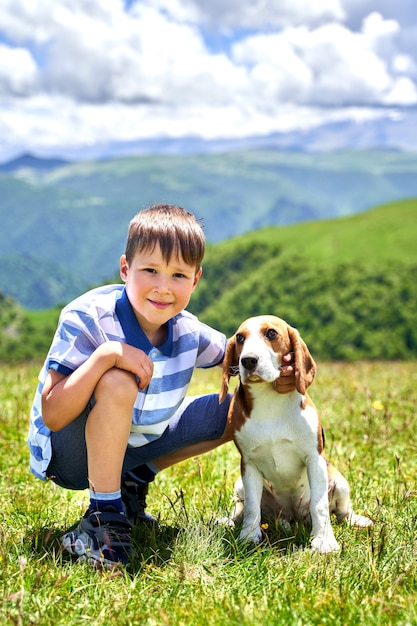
[2,112,417,163]
[2,199,416,362]
[1,147,417,310]
[0,154,69,173]
[91,114,417,158]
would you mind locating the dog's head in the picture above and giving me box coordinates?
[219,315,316,402]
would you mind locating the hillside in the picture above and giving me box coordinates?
[1,199,416,362]
[2,149,417,309]
[186,199,417,358]
[201,199,417,267]
[190,198,417,313]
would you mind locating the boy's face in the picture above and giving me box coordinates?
[120,243,202,335]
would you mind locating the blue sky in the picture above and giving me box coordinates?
[0,0,416,162]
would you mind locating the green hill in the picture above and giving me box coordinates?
[202,198,417,268]
[1,199,416,362]
[0,294,60,364]
[2,149,417,310]
[187,199,417,359]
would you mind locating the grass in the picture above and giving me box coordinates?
[222,199,417,266]
[1,361,417,625]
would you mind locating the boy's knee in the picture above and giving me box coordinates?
[95,368,138,406]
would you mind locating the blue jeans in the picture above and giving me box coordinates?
[47,394,231,490]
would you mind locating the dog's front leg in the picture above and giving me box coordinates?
[307,455,340,553]
[239,464,264,544]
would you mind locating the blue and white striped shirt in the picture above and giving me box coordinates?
[28,284,226,481]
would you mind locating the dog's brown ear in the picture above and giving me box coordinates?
[287,325,316,395]
[219,336,239,403]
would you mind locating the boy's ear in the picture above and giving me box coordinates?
[120,255,128,282]
[192,267,203,290]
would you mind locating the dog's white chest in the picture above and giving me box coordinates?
[235,388,319,489]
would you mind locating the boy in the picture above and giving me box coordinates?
[29,204,296,568]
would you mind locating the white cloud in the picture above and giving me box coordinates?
[385,76,417,105]
[179,0,346,29]
[0,44,38,96]
[231,13,417,108]
[296,21,393,105]
[0,0,416,160]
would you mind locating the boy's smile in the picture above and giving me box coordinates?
[120,243,202,345]
[150,300,171,309]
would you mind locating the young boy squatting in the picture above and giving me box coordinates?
[28,204,296,568]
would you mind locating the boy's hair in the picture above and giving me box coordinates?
[125,204,205,270]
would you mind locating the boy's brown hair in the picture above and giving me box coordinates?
[125,204,205,270]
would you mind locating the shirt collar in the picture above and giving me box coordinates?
[115,288,173,356]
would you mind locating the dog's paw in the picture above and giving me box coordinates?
[311,535,340,553]
[217,516,236,528]
[347,513,373,528]
[239,526,263,544]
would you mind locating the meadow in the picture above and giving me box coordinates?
[1,360,417,625]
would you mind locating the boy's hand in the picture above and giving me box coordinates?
[276,352,296,394]
[113,343,154,390]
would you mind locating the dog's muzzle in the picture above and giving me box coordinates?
[241,355,258,371]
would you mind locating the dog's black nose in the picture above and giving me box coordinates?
[241,355,258,371]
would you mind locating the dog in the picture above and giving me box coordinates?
[219,315,372,553]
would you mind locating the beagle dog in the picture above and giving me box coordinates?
[219,315,372,553]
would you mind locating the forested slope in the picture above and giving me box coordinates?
[1,199,416,362]
[2,149,417,310]
[188,199,417,359]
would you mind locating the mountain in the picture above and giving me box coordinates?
[190,197,417,318]
[187,199,417,358]
[2,199,416,362]
[1,148,417,309]
[0,153,69,173]
[2,112,417,162]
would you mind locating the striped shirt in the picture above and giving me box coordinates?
[28,284,226,481]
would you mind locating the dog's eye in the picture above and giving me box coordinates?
[265,328,278,341]
[236,333,245,344]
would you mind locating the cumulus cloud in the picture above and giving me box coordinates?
[231,11,417,107]
[0,0,416,160]
[180,0,346,29]
[0,44,39,96]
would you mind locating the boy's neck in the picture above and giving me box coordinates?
[144,323,168,348]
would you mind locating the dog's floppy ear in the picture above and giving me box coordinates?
[287,325,316,395]
[219,336,239,403]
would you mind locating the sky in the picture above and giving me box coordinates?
[0,0,416,162]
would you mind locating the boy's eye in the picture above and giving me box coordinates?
[173,273,186,279]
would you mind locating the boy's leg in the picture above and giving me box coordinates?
[154,408,234,469]
[121,393,232,524]
[48,368,137,494]
[85,368,138,494]
[122,393,232,474]
[50,389,231,528]
[49,368,138,567]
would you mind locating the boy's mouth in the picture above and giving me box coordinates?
[149,299,171,310]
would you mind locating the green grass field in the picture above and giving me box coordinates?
[1,361,417,625]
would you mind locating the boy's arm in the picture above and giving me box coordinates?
[41,341,153,432]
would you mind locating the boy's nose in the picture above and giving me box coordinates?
[153,276,171,293]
